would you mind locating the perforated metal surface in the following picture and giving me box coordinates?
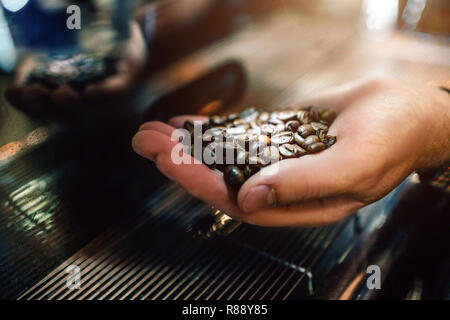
[18,183,350,300]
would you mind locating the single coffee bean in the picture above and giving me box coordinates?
[233,118,248,127]
[260,146,280,163]
[184,120,195,133]
[243,164,260,178]
[297,124,315,138]
[234,134,250,149]
[249,120,261,130]
[285,120,300,132]
[248,156,267,167]
[311,121,328,132]
[208,126,227,137]
[224,166,246,192]
[215,141,241,164]
[319,109,336,124]
[278,110,297,121]
[268,118,285,126]
[240,108,259,122]
[307,142,326,154]
[309,108,320,122]
[261,124,280,136]
[226,126,247,136]
[247,127,261,139]
[256,134,271,145]
[249,140,265,156]
[202,132,215,143]
[294,132,307,148]
[227,113,239,122]
[297,110,311,124]
[323,135,337,147]
[258,112,270,122]
[304,135,320,146]
[209,115,225,126]
[279,144,306,158]
[236,149,249,165]
[317,129,328,142]
[271,131,294,145]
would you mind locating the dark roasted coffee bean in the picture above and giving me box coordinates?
[279,144,306,158]
[317,129,327,142]
[304,135,320,146]
[240,108,259,122]
[268,118,285,126]
[307,142,326,154]
[297,124,315,138]
[261,124,279,136]
[309,108,319,122]
[215,142,241,164]
[202,132,215,143]
[233,118,247,127]
[226,126,247,136]
[294,132,307,148]
[247,127,261,139]
[227,113,239,122]
[256,134,271,145]
[236,149,249,165]
[260,146,280,163]
[224,166,246,191]
[258,112,270,122]
[248,156,267,167]
[271,131,294,145]
[278,110,297,121]
[249,120,261,130]
[249,140,265,156]
[209,115,225,126]
[323,135,337,147]
[184,120,195,133]
[311,121,328,132]
[319,109,336,124]
[285,120,300,132]
[297,110,311,124]
[234,134,250,149]
[243,165,260,178]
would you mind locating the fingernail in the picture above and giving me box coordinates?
[241,185,277,212]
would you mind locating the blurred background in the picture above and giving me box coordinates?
[0,0,448,300]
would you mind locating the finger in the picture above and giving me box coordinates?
[237,136,364,213]
[168,115,208,128]
[132,129,240,214]
[138,121,176,136]
[238,196,364,227]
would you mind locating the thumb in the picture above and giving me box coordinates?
[237,138,358,213]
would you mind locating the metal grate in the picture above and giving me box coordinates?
[19,183,348,300]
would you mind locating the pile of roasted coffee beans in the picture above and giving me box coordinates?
[184,107,337,193]
[26,54,116,90]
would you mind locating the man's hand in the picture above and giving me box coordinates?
[5,21,146,118]
[132,77,450,227]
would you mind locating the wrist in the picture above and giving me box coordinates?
[414,85,450,172]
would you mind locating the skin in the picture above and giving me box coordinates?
[4,21,146,116]
[132,76,450,227]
